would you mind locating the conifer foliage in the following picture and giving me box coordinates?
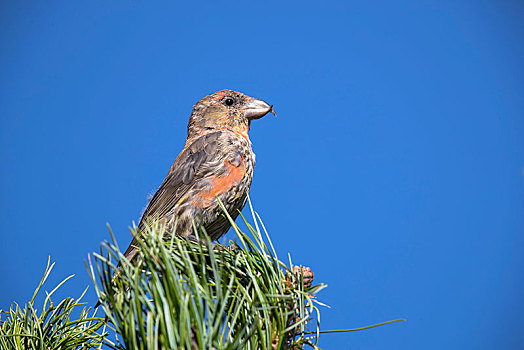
[89,204,326,349]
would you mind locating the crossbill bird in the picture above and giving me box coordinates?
[122,90,275,263]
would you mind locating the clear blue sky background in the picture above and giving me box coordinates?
[1,1,523,349]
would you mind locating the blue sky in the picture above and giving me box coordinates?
[1,1,523,348]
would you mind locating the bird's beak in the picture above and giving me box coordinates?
[243,98,277,120]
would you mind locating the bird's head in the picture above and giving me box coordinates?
[186,89,275,144]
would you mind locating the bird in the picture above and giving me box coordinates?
[122,89,275,264]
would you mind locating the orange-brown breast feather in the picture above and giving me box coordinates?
[192,158,244,207]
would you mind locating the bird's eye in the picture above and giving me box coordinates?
[224,98,235,106]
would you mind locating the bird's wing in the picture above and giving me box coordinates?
[122,131,226,261]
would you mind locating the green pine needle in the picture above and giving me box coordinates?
[0,257,108,350]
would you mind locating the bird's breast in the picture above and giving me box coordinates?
[191,140,255,209]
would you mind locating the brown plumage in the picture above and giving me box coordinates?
[122,89,275,263]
